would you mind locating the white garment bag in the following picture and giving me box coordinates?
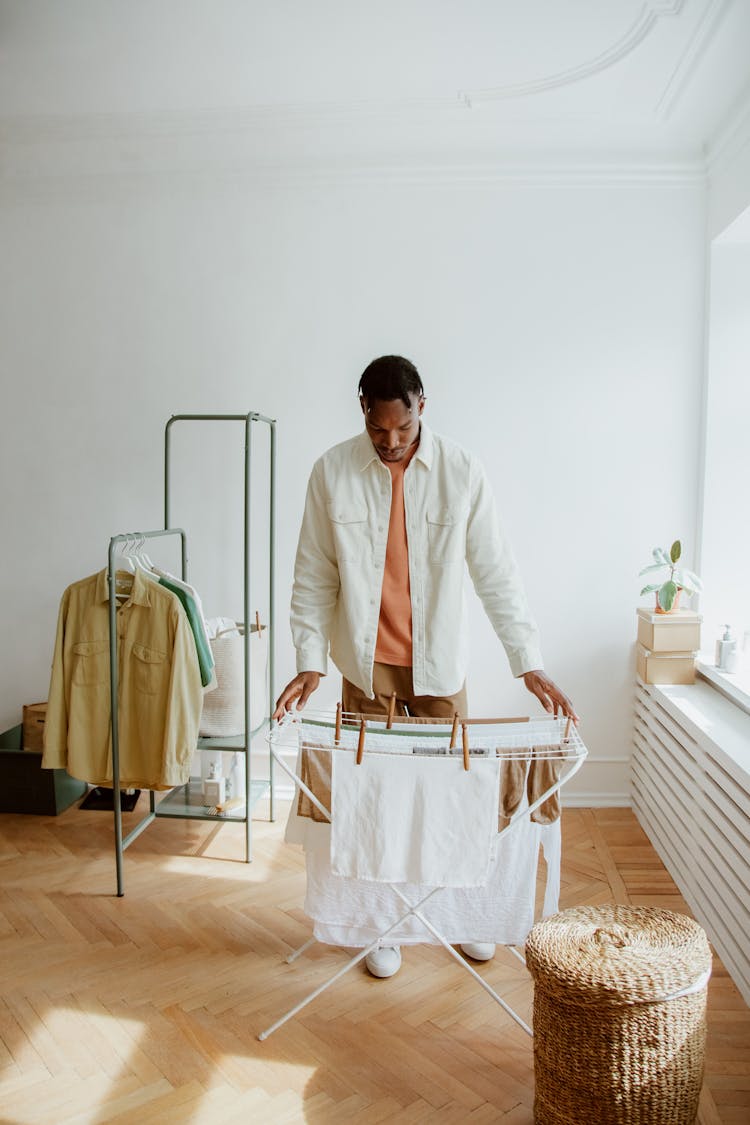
[199,619,268,737]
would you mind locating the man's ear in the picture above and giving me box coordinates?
[359,395,367,416]
[418,395,426,416]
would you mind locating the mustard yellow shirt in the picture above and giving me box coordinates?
[42,568,202,790]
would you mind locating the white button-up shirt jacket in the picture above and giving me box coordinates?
[291,421,544,699]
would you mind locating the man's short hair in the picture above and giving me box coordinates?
[358,355,424,408]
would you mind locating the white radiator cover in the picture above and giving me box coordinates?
[632,678,750,1006]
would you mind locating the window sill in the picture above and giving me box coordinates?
[640,675,750,785]
[696,655,750,718]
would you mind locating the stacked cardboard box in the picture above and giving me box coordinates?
[636,608,701,685]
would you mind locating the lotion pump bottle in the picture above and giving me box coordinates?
[716,625,738,672]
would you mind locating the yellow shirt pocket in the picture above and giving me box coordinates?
[72,640,109,686]
[132,643,167,695]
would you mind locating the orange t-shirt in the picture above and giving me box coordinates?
[375,444,417,666]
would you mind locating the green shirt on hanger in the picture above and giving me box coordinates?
[157,576,215,688]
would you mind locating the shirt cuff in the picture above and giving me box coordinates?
[508,649,545,678]
[296,647,329,676]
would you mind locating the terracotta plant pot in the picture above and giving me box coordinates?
[655,588,682,615]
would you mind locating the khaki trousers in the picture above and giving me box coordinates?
[342,662,468,720]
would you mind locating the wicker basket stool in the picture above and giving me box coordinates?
[525,905,711,1125]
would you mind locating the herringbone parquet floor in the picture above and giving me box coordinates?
[0,800,747,1123]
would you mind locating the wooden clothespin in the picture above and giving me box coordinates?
[255,609,262,633]
[335,701,342,746]
[564,716,573,742]
[356,717,366,765]
[449,712,459,750]
[386,691,396,730]
[461,722,470,772]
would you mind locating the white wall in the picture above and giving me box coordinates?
[0,169,707,802]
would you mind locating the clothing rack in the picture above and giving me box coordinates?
[109,411,276,896]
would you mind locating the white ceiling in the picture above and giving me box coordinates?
[1,0,749,166]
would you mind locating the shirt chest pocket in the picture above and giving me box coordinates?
[72,640,109,686]
[427,506,467,564]
[327,502,369,562]
[131,643,167,695]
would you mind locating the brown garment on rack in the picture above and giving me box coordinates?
[297,745,332,823]
[528,746,564,825]
[497,753,529,832]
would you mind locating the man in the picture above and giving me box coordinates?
[274,355,577,977]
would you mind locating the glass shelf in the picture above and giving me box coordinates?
[196,717,270,753]
[155,777,270,821]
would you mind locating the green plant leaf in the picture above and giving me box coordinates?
[640,583,662,595]
[639,562,666,576]
[673,568,703,595]
[670,540,681,563]
[681,569,703,591]
[658,580,678,611]
[652,547,671,565]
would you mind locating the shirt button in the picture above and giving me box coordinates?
[378,526,384,533]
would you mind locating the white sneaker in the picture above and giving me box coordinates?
[365,945,402,978]
[460,942,496,961]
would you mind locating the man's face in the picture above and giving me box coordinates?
[361,393,424,464]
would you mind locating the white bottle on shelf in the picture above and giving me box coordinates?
[715,625,738,672]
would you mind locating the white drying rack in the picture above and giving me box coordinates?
[259,708,587,1041]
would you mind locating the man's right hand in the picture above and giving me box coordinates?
[272,671,322,721]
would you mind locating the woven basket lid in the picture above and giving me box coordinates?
[525,905,711,1007]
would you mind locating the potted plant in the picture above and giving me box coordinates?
[639,540,702,613]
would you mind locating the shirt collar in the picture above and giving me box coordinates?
[355,419,434,472]
[96,566,152,607]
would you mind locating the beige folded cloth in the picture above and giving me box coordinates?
[497,753,529,831]
[297,745,332,822]
[528,746,563,825]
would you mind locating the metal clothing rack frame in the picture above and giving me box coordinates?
[259,708,588,1041]
[109,411,276,896]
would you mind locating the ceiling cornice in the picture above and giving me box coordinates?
[0,158,707,209]
[459,0,685,108]
[704,84,750,171]
[655,0,730,119]
[0,1,729,182]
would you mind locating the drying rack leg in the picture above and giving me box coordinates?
[259,944,373,1040]
[259,885,533,1041]
[508,944,527,966]
[390,887,533,1037]
[286,936,317,964]
[258,890,442,1041]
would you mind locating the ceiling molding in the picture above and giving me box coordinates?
[704,84,750,170]
[0,157,707,208]
[458,0,685,108]
[655,0,730,120]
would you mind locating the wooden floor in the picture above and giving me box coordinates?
[0,799,748,1124]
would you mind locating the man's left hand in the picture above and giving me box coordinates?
[522,670,579,723]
